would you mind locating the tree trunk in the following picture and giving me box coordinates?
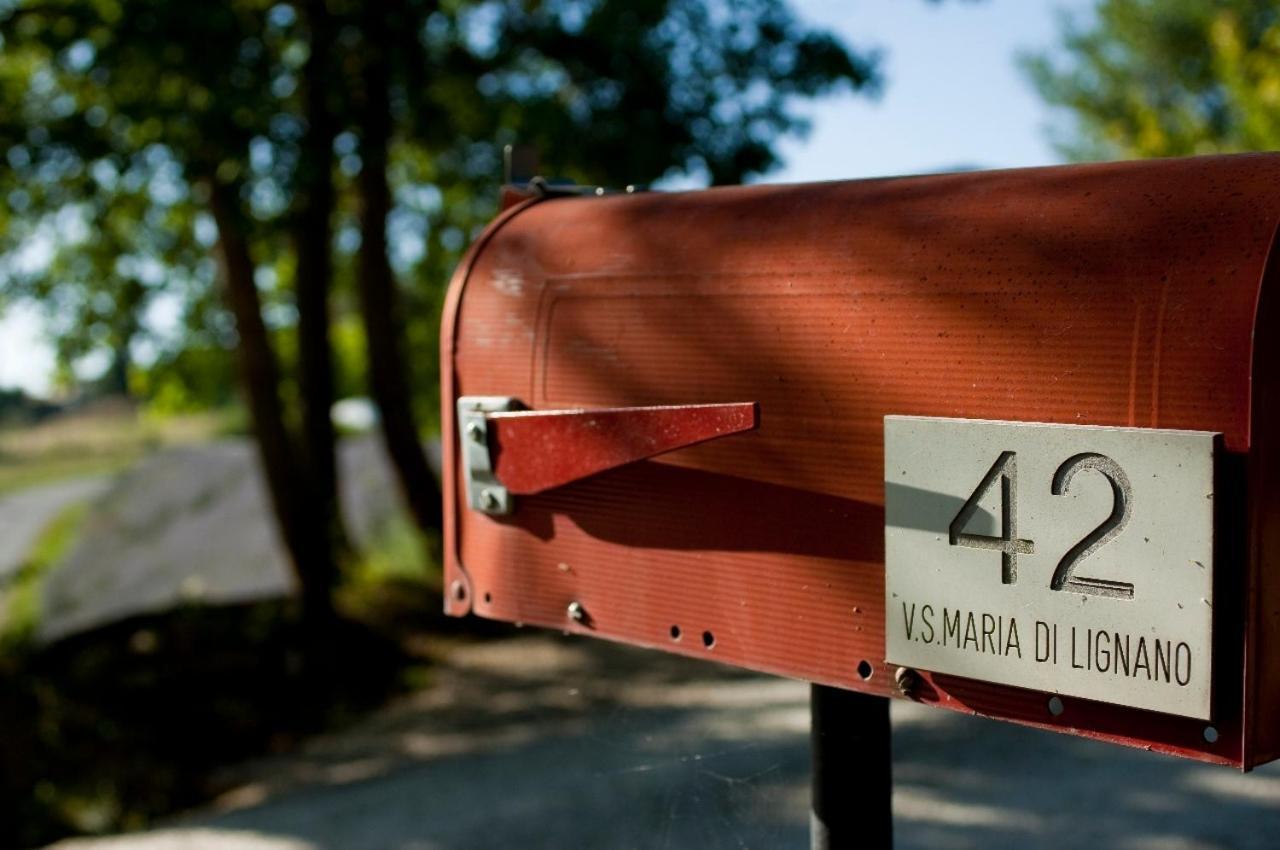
[356,6,444,539]
[207,176,337,625]
[103,277,144,398]
[104,336,132,397]
[294,0,348,561]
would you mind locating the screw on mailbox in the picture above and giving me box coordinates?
[479,489,501,512]
[567,601,587,623]
[465,421,485,443]
[894,666,919,698]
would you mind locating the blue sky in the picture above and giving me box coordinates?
[768,0,1094,183]
[0,0,1094,397]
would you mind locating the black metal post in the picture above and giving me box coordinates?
[810,684,892,850]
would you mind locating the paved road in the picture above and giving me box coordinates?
[36,436,426,643]
[0,477,111,584]
[45,633,1280,850]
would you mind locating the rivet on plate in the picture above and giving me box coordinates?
[465,421,485,443]
[479,489,501,511]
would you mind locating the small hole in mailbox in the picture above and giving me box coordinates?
[1204,726,1219,744]
[702,630,716,649]
[1048,696,1065,717]
[483,592,492,604]
[669,625,681,641]
[857,660,873,680]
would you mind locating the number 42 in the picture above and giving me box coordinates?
[948,451,1135,600]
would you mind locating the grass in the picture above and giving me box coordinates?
[0,405,465,847]
[349,511,440,585]
[336,510,445,633]
[1,500,90,649]
[0,402,240,496]
[0,497,456,848]
[0,453,138,497]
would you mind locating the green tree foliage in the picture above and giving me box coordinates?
[1024,0,1280,159]
[0,0,880,619]
[2,0,876,405]
[413,0,878,184]
[0,29,211,395]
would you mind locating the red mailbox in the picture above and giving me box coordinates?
[440,153,1280,769]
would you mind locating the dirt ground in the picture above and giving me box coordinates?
[45,630,1280,850]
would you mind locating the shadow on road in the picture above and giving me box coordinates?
[44,632,1280,850]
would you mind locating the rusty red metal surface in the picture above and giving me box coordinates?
[440,153,1280,769]
[489,402,759,494]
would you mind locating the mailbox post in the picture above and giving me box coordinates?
[442,153,1280,842]
[811,685,892,849]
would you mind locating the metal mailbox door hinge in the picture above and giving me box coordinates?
[457,397,760,516]
[457,396,521,516]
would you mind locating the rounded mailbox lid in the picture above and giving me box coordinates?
[449,153,1280,459]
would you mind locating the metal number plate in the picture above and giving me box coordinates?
[884,416,1216,720]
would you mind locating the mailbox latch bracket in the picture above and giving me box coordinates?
[458,397,760,516]
[457,396,520,516]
